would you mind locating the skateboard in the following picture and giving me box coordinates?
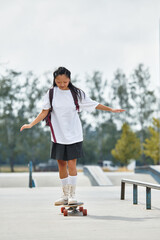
[59,202,87,216]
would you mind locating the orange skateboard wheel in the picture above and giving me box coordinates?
[61,207,65,213]
[79,207,83,212]
[83,209,87,216]
[63,209,68,216]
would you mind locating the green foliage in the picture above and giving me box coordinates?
[81,72,118,163]
[95,119,119,162]
[85,71,109,122]
[130,64,156,130]
[81,138,99,164]
[79,119,119,164]
[111,69,132,124]
[143,118,160,164]
[0,70,50,171]
[0,70,23,171]
[111,123,141,166]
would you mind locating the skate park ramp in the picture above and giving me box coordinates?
[135,165,160,184]
[83,165,158,186]
[83,165,113,186]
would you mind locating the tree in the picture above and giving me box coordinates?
[129,64,157,163]
[130,64,156,139]
[85,71,109,123]
[85,71,111,161]
[0,70,23,171]
[111,69,132,124]
[0,69,50,171]
[111,123,141,166]
[100,119,120,161]
[143,118,160,165]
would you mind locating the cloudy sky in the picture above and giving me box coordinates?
[0,0,160,89]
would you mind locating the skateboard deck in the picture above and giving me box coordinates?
[62,202,84,207]
[57,202,87,216]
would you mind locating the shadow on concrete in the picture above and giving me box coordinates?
[133,201,160,211]
[87,215,160,222]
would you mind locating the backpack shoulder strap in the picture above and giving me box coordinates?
[49,88,54,110]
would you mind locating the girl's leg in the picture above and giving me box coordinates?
[57,160,68,179]
[54,160,68,206]
[68,158,77,176]
[68,159,78,204]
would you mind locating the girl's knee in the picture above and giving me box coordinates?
[57,160,67,168]
[68,160,77,174]
[68,159,76,168]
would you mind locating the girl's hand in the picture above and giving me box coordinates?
[20,124,32,132]
[111,109,126,113]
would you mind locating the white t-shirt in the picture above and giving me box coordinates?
[41,86,99,144]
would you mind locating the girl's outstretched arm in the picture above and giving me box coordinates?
[20,109,49,132]
[96,104,125,113]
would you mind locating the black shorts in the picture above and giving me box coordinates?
[50,141,84,161]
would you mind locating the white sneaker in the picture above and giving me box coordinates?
[54,185,69,206]
[68,185,77,205]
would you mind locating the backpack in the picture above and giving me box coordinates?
[43,87,79,143]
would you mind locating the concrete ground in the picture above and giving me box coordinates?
[1,185,160,240]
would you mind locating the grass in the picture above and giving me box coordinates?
[103,167,133,172]
[0,165,29,173]
[116,167,133,172]
[0,165,84,173]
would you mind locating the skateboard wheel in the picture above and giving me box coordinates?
[79,207,83,212]
[63,209,68,216]
[83,209,87,216]
[61,207,65,213]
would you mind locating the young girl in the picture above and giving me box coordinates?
[20,66,125,205]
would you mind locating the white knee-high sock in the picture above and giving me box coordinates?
[68,175,77,186]
[61,177,69,186]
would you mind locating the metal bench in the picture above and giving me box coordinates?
[120,179,160,209]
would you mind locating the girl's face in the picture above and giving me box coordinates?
[55,74,70,90]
